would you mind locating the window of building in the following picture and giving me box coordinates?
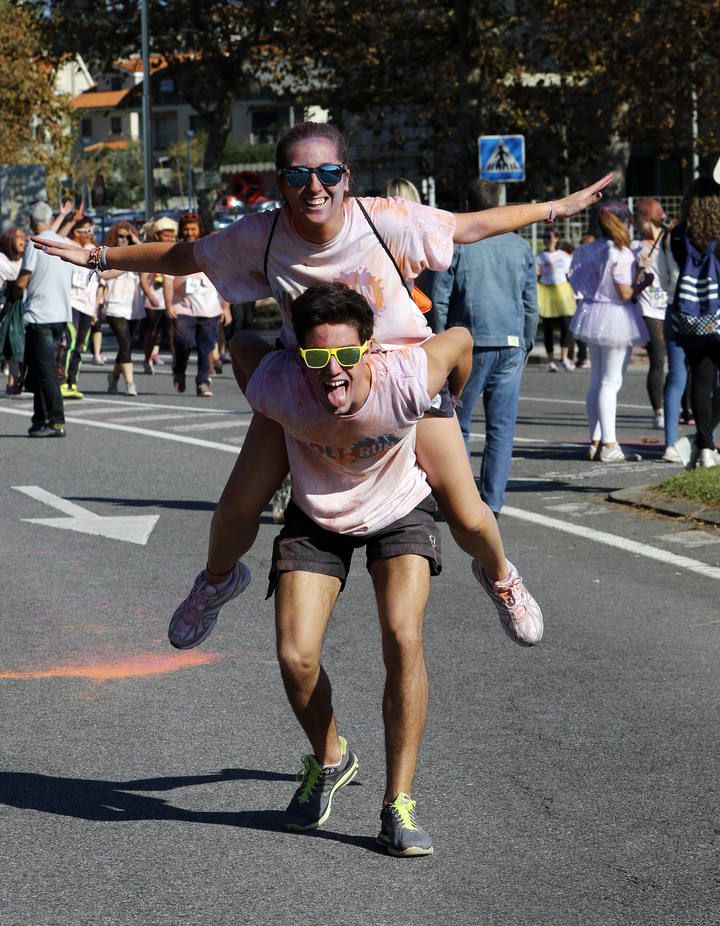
[81,117,93,142]
[158,77,174,97]
[153,116,171,150]
[110,76,123,91]
[189,114,206,134]
[251,110,282,144]
[110,117,122,135]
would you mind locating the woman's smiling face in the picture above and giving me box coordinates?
[278,137,349,243]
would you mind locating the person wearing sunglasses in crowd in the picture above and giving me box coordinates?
[177,281,492,853]
[100,222,144,396]
[31,122,611,648]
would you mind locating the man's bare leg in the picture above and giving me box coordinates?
[371,554,435,856]
[205,412,288,580]
[275,570,359,831]
[369,555,430,801]
[275,570,342,765]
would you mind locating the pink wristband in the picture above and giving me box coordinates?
[547,202,557,225]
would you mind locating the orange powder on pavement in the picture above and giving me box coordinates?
[0,651,223,682]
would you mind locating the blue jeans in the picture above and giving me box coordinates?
[173,315,217,386]
[663,315,688,446]
[456,346,525,514]
[24,323,65,427]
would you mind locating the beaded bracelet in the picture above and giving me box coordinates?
[547,202,557,225]
[87,246,107,280]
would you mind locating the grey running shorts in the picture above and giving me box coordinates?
[267,494,442,597]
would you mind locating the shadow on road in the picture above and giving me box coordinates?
[0,767,371,848]
[67,496,280,524]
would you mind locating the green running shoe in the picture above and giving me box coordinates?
[377,793,434,857]
[284,735,359,831]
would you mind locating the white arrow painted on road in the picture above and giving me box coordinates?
[13,486,159,546]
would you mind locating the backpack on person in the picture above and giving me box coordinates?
[670,233,720,343]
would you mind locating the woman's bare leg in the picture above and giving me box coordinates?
[206,412,289,580]
[416,414,507,582]
[230,330,273,393]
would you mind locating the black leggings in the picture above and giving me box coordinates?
[107,316,139,365]
[684,341,720,450]
[644,317,666,412]
[66,310,93,386]
[543,316,572,356]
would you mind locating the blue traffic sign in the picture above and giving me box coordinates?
[479,135,525,182]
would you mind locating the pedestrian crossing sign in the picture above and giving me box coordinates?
[479,135,525,182]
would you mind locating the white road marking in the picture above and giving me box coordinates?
[0,405,239,453]
[503,506,720,581]
[13,485,159,545]
[659,530,720,548]
[519,393,650,411]
[167,418,251,433]
[3,399,716,581]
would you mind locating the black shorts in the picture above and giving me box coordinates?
[267,495,442,597]
[424,380,454,418]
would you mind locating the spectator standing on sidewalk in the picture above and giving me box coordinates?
[429,180,538,516]
[536,228,576,371]
[664,177,720,469]
[633,199,671,430]
[13,202,72,437]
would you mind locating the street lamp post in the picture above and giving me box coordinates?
[140,0,154,219]
[185,130,195,211]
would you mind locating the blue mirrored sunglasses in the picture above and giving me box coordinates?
[279,164,347,188]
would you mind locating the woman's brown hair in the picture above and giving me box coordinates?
[681,177,720,251]
[104,222,138,247]
[598,208,631,250]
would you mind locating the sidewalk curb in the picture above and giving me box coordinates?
[608,484,720,527]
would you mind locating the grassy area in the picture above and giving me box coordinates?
[655,467,720,507]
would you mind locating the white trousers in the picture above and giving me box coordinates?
[586,342,632,444]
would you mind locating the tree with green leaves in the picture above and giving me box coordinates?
[31,0,315,224]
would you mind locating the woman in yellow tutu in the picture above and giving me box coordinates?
[536,228,577,370]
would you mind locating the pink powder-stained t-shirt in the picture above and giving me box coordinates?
[170,271,223,318]
[246,347,433,535]
[194,196,456,348]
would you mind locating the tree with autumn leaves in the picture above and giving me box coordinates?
[0,0,74,199]
[10,0,720,212]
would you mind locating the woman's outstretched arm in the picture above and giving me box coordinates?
[29,238,200,276]
[453,173,614,243]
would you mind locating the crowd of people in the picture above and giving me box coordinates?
[2,119,719,855]
[0,207,233,427]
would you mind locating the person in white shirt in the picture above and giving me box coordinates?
[14,202,73,437]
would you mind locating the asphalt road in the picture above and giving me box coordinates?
[0,352,718,926]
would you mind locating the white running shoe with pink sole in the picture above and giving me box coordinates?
[472,559,543,646]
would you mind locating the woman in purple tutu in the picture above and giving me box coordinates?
[569,202,650,462]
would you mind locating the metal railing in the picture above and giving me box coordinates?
[519,195,684,252]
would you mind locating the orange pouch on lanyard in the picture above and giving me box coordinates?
[355,198,433,314]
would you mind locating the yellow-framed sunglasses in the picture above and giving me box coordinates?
[298,341,369,370]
